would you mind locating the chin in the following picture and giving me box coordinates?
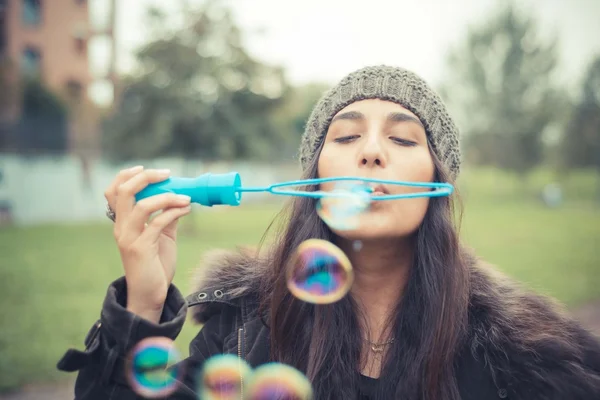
[330,223,407,242]
[322,209,421,243]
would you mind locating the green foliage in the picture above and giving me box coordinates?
[440,3,566,176]
[0,58,16,151]
[561,55,600,172]
[102,1,290,162]
[15,79,69,154]
[0,59,70,153]
[270,82,330,159]
[0,58,15,113]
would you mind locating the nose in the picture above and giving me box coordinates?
[359,134,387,168]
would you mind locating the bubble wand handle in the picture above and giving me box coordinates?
[135,172,243,206]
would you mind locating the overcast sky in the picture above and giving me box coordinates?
[87,0,600,104]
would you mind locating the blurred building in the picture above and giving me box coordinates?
[0,0,116,156]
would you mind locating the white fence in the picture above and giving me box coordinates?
[0,154,302,226]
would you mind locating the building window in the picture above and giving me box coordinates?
[66,79,83,100]
[21,46,41,77]
[74,38,86,55]
[72,23,87,55]
[22,0,41,26]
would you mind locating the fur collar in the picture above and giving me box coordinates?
[189,246,600,399]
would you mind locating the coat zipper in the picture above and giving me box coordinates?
[238,327,245,399]
[85,321,102,351]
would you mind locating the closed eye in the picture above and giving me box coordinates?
[390,137,417,146]
[334,135,360,143]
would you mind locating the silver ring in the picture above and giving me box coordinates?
[106,203,116,222]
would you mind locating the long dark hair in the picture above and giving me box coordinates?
[257,140,470,400]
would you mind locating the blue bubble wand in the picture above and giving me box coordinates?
[134,172,454,206]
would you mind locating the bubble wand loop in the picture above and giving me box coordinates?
[134,172,454,205]
[246,176,454,200]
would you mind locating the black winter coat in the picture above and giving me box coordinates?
[57,248,600,399]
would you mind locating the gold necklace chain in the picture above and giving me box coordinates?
[364,337,395,353]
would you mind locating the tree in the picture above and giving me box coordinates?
[101,1,289,163]
[270,82,330,160]
[15,78,69,155]
[560,55,600,198]
[439,3,565,177]
[0,58,16,151]
[0,58,69,154]
[561,55,600,172]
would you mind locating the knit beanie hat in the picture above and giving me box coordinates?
[298,65,461,180]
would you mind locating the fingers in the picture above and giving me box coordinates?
[119,193,191,243]
[104,165,144,210]
[161,213,183,240]
[140,205,193,243]
[114,169,171,230]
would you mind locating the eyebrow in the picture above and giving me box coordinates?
[330,110,424,128]
[330,111,364,123]
[387,112,424,128]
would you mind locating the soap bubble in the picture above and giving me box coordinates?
[286,239,353,304]
[352,240,363,252]
[198,354,253,400]
[125,337,183,398]
[316,181,371,231]
[246,363,313,400]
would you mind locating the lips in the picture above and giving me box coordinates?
[370,184,389,197]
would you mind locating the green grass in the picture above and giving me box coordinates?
[0,167,599,392]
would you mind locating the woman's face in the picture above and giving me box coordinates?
[317,99,435,240]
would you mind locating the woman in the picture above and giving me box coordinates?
[58,65,600,399]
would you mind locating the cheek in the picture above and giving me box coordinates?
[386,155,434,233]
[317,146,343,174]
[317,145,352,191]
[393,150,435,183]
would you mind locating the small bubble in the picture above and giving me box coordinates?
[125,337,183,398]
[352,240,363,252]
[198,354,253,400]
[286,239,354,304]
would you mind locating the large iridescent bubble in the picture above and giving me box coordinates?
[286,239,353,304]
[246,362,313,400]
[125,337,183,398]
